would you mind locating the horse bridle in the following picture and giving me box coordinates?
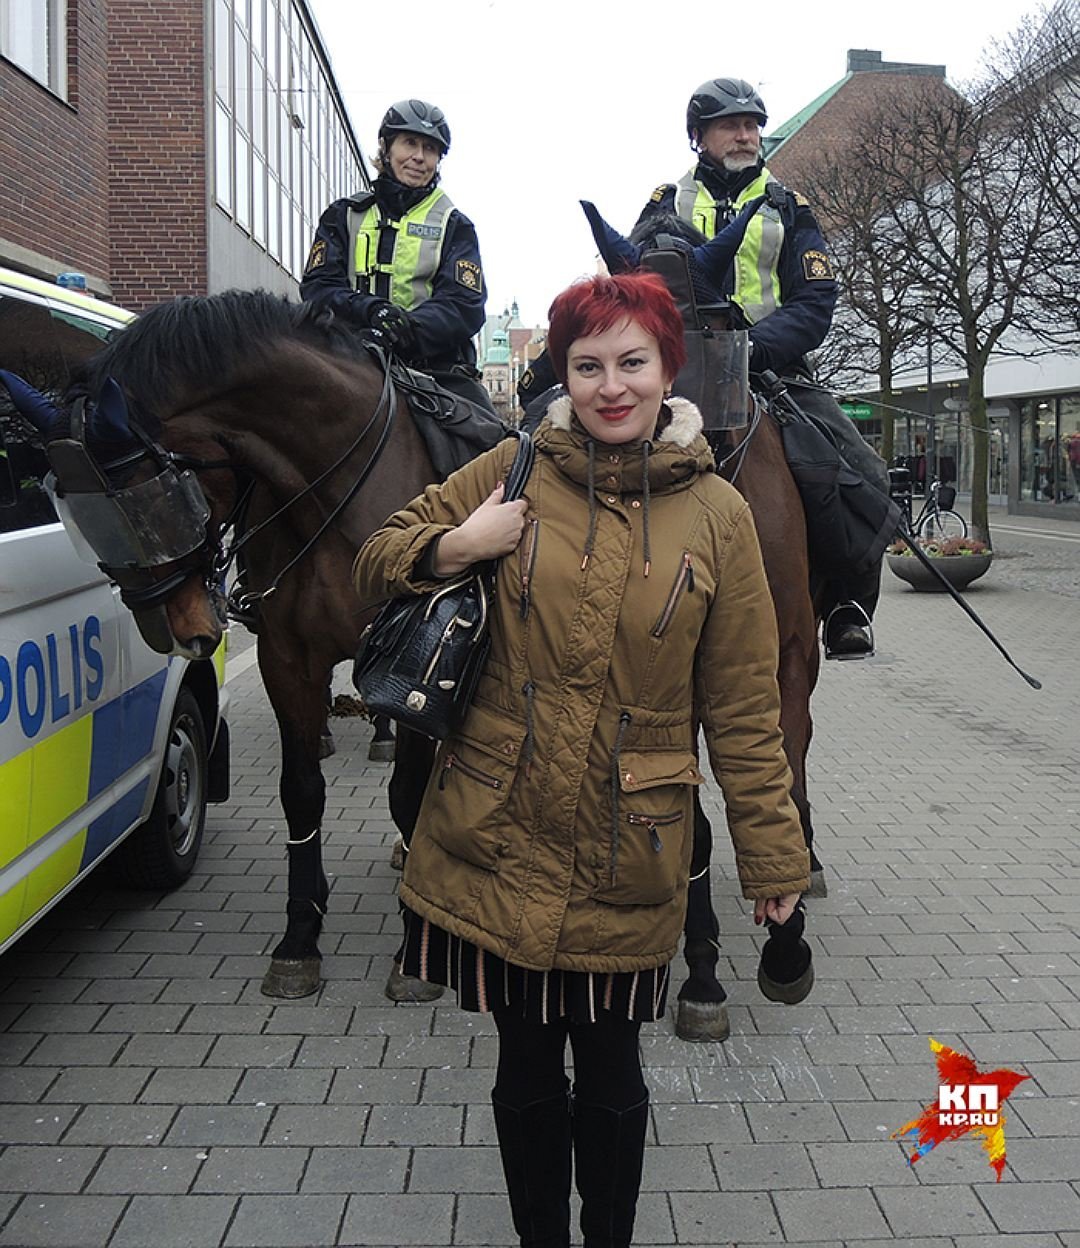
[46,352,398,633]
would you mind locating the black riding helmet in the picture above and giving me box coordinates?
[379,99,451,154]
[686,78,768,140]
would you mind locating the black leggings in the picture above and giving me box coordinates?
[492,1007,647,1111]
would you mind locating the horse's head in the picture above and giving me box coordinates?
[0,368,226,658]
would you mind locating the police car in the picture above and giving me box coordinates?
[0,266,230,954]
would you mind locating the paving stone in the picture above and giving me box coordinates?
[710,1142,816,1191]
[773,1186,893,1240]
[327,1067,422,1105]
[809,1139,917,1186]
[111,1195,238,1248]
[338,1193,453,1245]
[62,1104,176,1146]
[164,1105,273,1147]
[743,1101,847,1144]
[233,1067,333,1107]
[300,1145,406,1193]
[87,1145,203,1193]
[975,1178,1080,1233]
[22,1034,126,1067]
[224,1194,347,1247]
[0,1193,126,1246]
[0,1146,102,1193]
[364,1104,463,1147]
[0,1106,77,1145]
[118,1034,215,1067]
[876,1182,999,1236]
[140,1067,242,1104]
[264,1106,367,1147]
[193,1145,306,1193]
[44,1067,150,1104]
[670,1190,782,1243]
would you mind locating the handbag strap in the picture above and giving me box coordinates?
[502,430,535,502]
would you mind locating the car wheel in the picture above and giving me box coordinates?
[114,687,208,889]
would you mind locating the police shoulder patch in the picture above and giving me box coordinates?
[304,239,327,272]
[794,191,809,207]
[455,259,482,290]
[802,249,835,281]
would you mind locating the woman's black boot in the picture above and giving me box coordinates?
[572,1093,649,1248]
[757,900,814,1004]
[491,1086,572,1248]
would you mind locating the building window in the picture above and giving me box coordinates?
[210,0,365,277]
[0,0,67,96]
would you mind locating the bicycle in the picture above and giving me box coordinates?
[887,467,968,540]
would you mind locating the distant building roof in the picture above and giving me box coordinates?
[765,49,947,159]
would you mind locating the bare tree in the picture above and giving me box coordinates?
[786,3,1079,540]
[796,124,928,461]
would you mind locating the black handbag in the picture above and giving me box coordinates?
[352,432,535,740]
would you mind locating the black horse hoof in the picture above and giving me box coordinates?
[318,728,336,760]
[368,738,396,762]
[758,958,815,1005]
[675,998,731,1043]
[805,868,828,898]
[261,957,321,999]
[385,963,444,1003]
[389,836,406,871]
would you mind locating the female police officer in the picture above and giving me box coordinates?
[300,98,491,410]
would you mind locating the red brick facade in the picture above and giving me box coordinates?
[0,0,111,282]
[107,0,207,308]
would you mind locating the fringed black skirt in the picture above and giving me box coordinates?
[400,907,670,1024]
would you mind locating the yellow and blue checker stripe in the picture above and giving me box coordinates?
[0,669,166,945]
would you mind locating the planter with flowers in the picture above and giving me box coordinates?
[886,535,993,592]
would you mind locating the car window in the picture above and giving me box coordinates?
[0,292,122,536]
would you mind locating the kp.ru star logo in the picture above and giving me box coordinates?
[892,1037,1030,1180]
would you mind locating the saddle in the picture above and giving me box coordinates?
[384,359,508,481]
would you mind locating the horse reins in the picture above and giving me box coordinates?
[216,353,399,603]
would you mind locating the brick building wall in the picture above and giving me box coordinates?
[107,0,207,309]
[0,0,111,283]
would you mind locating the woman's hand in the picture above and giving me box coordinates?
[434,483,529,576]
[753,893,800,926]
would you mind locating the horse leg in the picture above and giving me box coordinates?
[369,713,396,763]
[260,662,331,999]
[674,794,730,1043]
[384,725,442,1003]
[778,639,827,897]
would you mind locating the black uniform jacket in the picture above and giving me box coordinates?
[633,160,838,377]
[299,175,486,371]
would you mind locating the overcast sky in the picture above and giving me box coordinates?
[308,0,1043,331]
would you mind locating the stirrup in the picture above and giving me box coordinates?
[823,601,874,661]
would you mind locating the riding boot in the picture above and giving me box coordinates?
[573,1093,649,1248]
[491,1086,573,1248]
[757,901,814,1004]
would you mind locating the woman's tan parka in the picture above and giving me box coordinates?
[353,396,810,975]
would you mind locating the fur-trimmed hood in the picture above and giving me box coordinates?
[534,393,714,495]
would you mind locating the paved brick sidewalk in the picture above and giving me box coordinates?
[2,560,1078,1247]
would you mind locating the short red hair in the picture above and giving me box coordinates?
[546,272,687,385]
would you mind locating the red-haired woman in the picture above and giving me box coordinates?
[354,271,810,1247]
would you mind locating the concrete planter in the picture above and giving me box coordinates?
[886,551,993,592]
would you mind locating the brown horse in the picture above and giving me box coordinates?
[12,291,438,998]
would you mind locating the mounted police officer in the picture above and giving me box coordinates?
[634,77,890,659]
[300,98,493,414]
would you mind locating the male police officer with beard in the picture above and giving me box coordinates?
[633,77,889,659]
[300,98,493,414]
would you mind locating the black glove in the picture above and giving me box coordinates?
[367,301,416,355]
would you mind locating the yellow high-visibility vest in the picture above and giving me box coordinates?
[674,168,783,324]
[346,189,454,310]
